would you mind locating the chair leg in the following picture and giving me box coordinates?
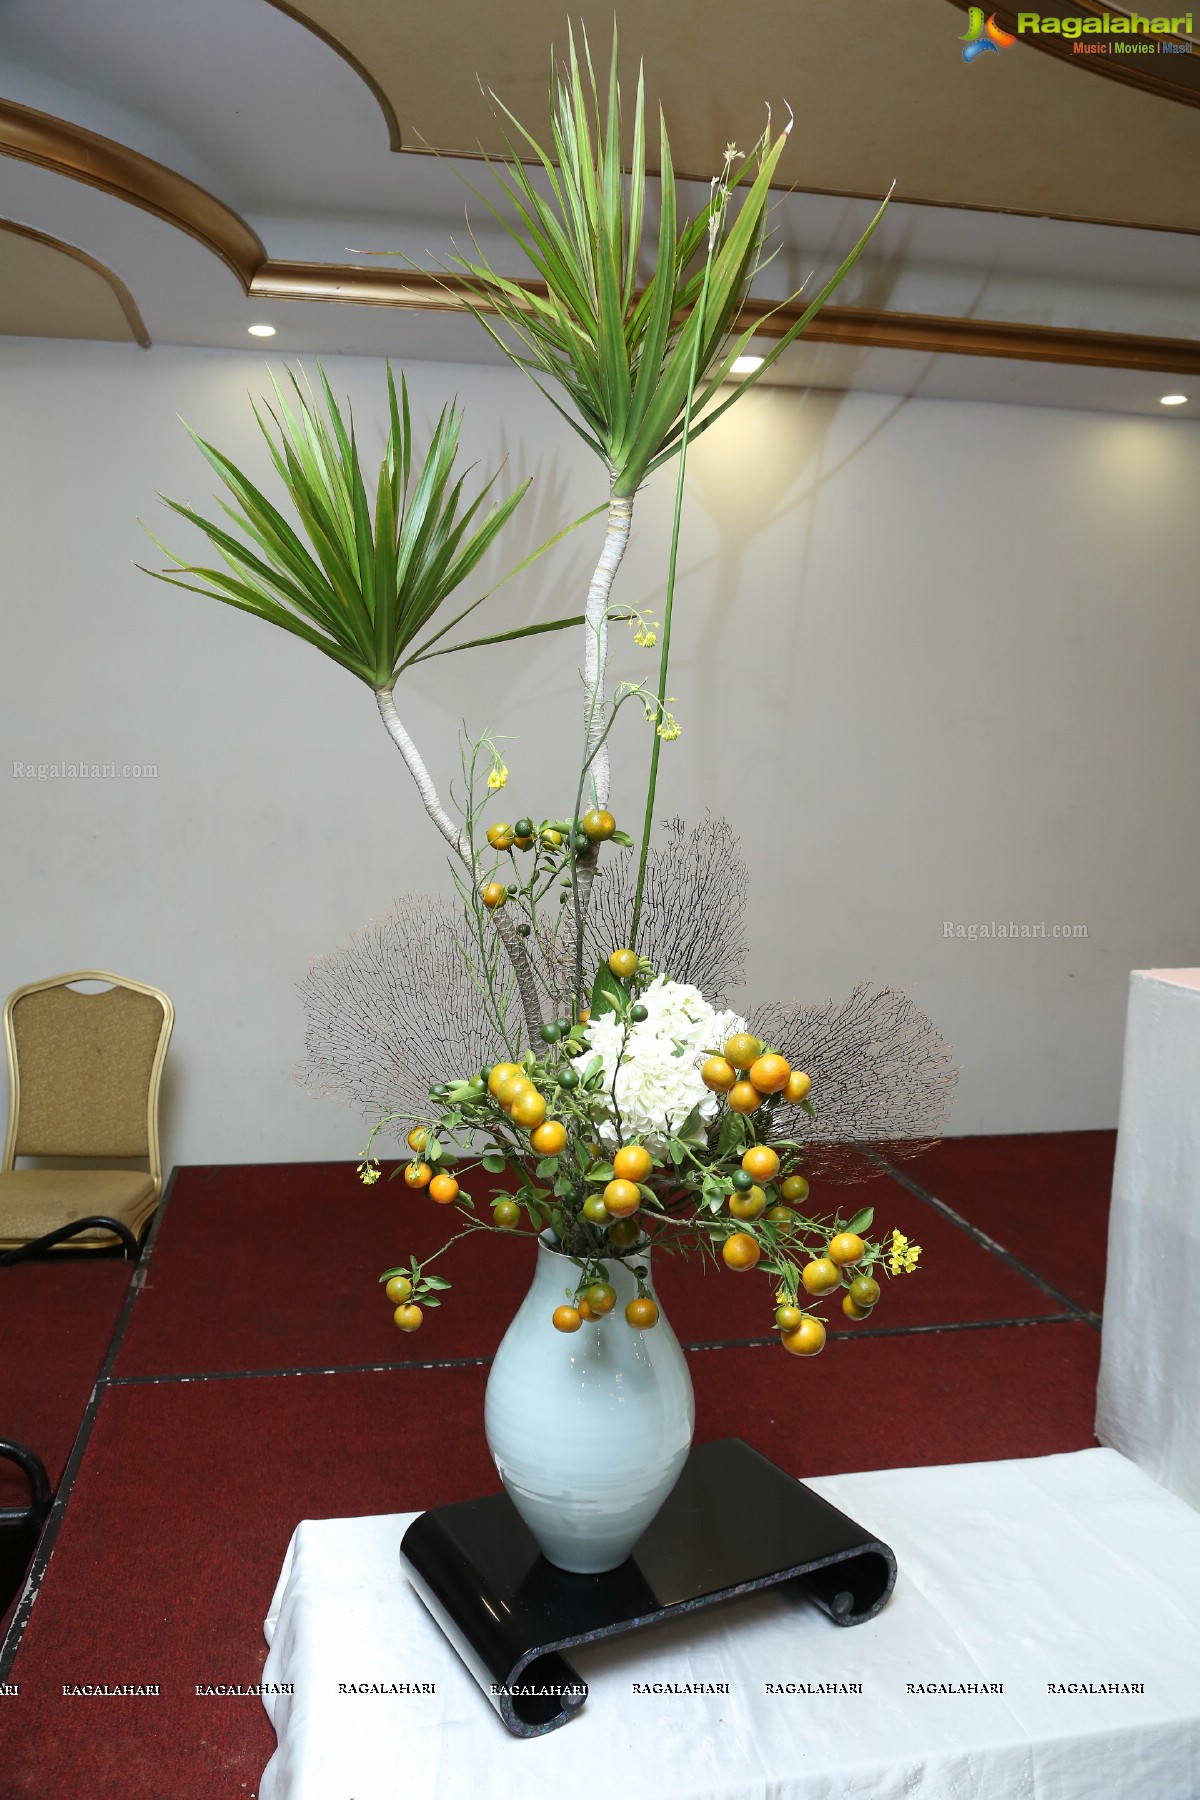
[0,1216,141,1266]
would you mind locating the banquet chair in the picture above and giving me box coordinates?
[0,971,173,1264]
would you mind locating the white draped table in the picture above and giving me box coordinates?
[1096,968,1200,1510]
[259,1448,1200,1800]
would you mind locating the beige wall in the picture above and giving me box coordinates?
[2,339,1199,1165]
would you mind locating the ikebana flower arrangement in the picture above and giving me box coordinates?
[146,29,944,1572]
[369,936,922,1356]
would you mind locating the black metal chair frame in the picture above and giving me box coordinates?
[0,1215,141,1268]
[0,1437,52,1618]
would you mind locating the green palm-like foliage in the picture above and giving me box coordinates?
[455,29,887,498]
[143,364,575,689]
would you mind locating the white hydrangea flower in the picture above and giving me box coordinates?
[585,975,746,1155]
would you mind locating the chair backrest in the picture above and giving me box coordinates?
[2,972,173,1190]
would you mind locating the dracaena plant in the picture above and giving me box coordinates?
[451,27,886,974]
[143,364,590,1032]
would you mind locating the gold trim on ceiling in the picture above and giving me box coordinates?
[944,1,1200,108]
[260,0,403,149]
[0,217,151,347]
[254,261,1200,374]
[3,98,1198,377]
[0,98,264,285]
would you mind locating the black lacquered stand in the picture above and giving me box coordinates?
[401,1437,897,1737]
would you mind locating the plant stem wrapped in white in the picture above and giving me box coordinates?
[585,976,746,1156]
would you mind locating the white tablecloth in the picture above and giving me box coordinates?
[1097,969,1200,1510]
[259,1448,1200,1800]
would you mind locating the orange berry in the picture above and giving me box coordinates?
[487,1063,521,1096]
[531,1120,568,1156]
[801,1257,842,1295]
[603,1178,641,1218]
[510,1088,547,1129]
[722,1232,761,1271]
[394,1303,423,1332]
[406,1126,428,1152]
[491,1071,527,1110]
[608,949,638,978]
[701,1056,736,1093]
[613,1145,652,1183]
[625,1296,659,1330]
[429,1173,459,1204]
[403,1161,433,1188]
[828,1233,866,1267]
[728,1186,767,1221]
[741,1144,780,1182]
[728,1080,763,1114]
[785,1069,812,1104]
[781,1174,810,1202]
[781,1316,826,1357]
[553,1305,582,1333]
[481,882,507,910]
[842,1294,872,1320]
[748,1053,790,1094]
[723,1033,761,1071]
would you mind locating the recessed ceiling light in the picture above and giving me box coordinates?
[247,323,277,338]
[730,354,764,375]
[1160,393,1188,406]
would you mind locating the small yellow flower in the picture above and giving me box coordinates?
[887,1228,908,1276]
[486,760,509,792]
[357,1159,382,1186]
[634,627,657,649]
[656,711,681,742]
[903,1243,923,1273]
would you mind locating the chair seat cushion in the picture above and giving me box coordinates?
[0,1169,157,1249]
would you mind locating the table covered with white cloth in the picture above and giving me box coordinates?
[259,1447,1200,1800]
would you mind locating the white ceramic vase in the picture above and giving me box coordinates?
[484,1233,695,1574]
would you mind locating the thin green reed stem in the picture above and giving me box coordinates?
[629,213,722,949]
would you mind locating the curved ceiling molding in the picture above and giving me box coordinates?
[255,262,1200,374]
[260,0,402,149]
[944,1,1200,108]
[2,95,1197,375]
[0,216,150,346]
[0,97,264,285]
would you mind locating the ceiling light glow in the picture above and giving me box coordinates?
[247,323,277,338]
[730,355,764,375]
[1159,393,1188,406]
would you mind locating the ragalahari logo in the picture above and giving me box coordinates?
[961,7,1017,58]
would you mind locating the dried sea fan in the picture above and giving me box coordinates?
[584,815,748,1006]
[296,893,510,1137]
[296,822,957,1170]
[749,984,958,1180]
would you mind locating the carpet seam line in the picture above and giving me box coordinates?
[0,1167,177,1681]
[869,1151,1102,1329]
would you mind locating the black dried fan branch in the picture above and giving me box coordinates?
[585,816,749,1006]
[749,984,958,1181]
[295,894,510,1138]
[295,823,957,1177]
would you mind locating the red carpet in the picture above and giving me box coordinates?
[113,1159,1067,1379]
[886,1131,1116,1314]
[0,1261,130,1507]
[0,1318,1099,1798]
